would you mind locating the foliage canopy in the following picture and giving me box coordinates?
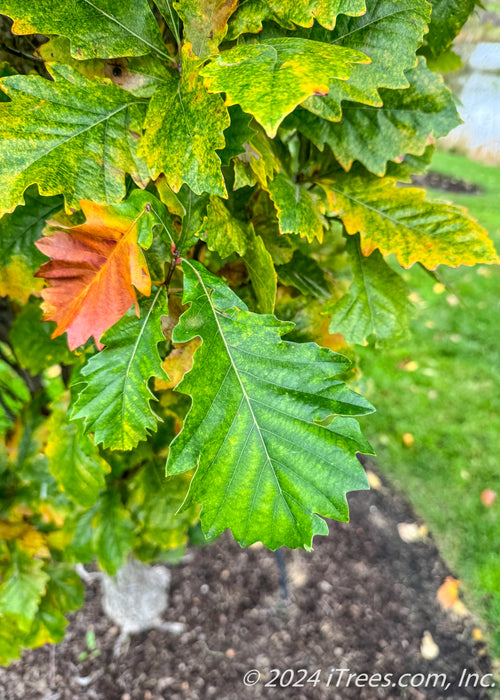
[0,0,496,663]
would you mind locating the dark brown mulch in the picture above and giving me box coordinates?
[0,463,494,700]
[411,171,483,195]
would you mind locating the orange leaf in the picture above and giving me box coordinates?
[437,576,460,609]
[35,198,153,350]
[481,489,497,507]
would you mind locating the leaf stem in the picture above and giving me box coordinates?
[165,252,180,290]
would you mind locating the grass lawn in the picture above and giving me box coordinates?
[357,150,500,657]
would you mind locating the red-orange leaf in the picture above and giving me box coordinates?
[35,194,155,350]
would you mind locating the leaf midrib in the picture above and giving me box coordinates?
[118,286,163,446]
[9,102,134,180]
[58,206,148,334]
[81,0,171,60]
[331,6,423,45]
[185,260,295,531]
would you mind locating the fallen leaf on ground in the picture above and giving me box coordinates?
[397,522,428,543]
[437,576,460,609]
[366,470,382,490]
[402,432,414,447]
[481,489,497,507]
[420,630,440,660]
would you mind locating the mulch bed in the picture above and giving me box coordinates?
[411,171,483,195]
[0,463,494,700]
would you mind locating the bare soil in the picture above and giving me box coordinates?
[0,462,493,700]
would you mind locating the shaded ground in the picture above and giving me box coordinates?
[0,464,494,700]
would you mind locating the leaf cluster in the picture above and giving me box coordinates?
[0,0,497,663]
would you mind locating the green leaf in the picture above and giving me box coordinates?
[199,195,249,257]
[269,0,367,29]
[24,563,84,648]
[276,250,330,298]
[73,490,135,574]
[155,0,181,43]
[232,129,280,188]
[175,0,238,58]
[251,192,296,265]
[227,0,366,37]
[45,405,111,508]
[93,491,136,574]
[0,616,25,666]
[266,173,326,242]
[10,301,74,375]
[0,61,15,102]
[243,227,277,314]
[71,288,168,451]
[24,600,67,648]
[422,0,477,58]
[199,197,276,312]
[303,0,431,118]
[167,260,373,550]
[0,545,49,632]
[127,466,199,549]
[320,174,500,269]
[200,38,368,137]
[0,64,149,215]
[0,187,63,302]
[0,0,169,60]
[44,563,85,613]
[198,194,277,310]
[38,37,173,99]
[425,47,463,73]
[142,47,229,196]
[219,105,257,167]
[329,234,411,344]
[385,147,435,182]
[296,58,461,176]
[0,352,31,437]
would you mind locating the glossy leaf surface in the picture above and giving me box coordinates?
[200,38,368,137]
[0,0,168,60]
[0,65,149,215]
[167,261,373,550]
[329,234,411,344]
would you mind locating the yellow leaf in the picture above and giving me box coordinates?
[0,255,44,303]
[39,503,65,527]
[366,470,382,490]
[156,339,201,391]
[321,175,499,269]
[0,520,26,540]
[18,528,50,558]
[10,504,34,520]
[402,432,414,447]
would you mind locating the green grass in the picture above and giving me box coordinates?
[357,150,500,656]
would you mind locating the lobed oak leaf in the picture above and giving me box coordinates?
[35,194,157,351]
